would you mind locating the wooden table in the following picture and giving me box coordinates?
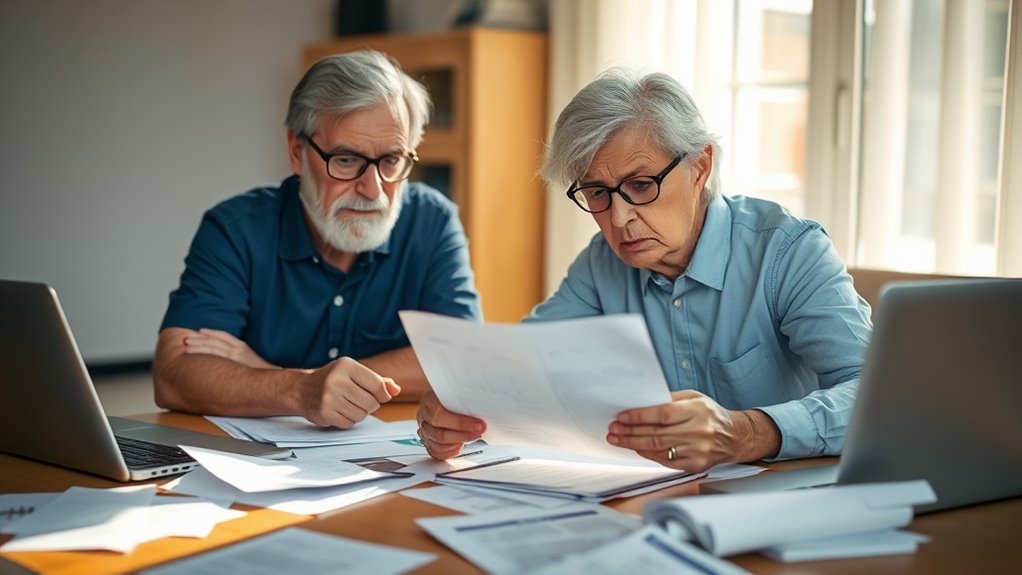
[2,405,1020,574]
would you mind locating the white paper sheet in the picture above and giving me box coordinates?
[164,467,426,516]
[762,529,931,562]
[416,504,643,574]
[400,311,673,460]
[1,485,156,552]
[132,496,245,541]
[0,493,58,532]
[704,463,767,481]
[206,415,417,447]
[391,446,519,481]
[644,479,937,557]
[293,439,428,462]
[179,445,397,492]
[1,488,245,554]
[140,527,436,575]
[401,484,574,514]
[1,485,154,535]
[529,525,750,575]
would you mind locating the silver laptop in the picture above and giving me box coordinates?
[0,279,292,481]
[702,279,1022,513]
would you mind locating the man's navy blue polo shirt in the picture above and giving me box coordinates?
[161,175,482,368]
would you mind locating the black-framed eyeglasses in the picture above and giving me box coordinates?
[300,133,418,183]
[566,155,684,214]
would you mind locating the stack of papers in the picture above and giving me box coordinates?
[206,415,417,448]
[404,462,764,515]
[0,486,242,553]
[434,451,702,503]
[643,480,937,562]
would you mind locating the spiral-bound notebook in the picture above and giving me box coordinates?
[0,279,291,481]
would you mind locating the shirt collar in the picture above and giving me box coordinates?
[279,175,317,262]
[639,194,730,294]
[278,175,395,262]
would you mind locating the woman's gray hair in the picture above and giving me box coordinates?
[543,69,722,205]
[286,50,431,148]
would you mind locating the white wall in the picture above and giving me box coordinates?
[0,0,334,363]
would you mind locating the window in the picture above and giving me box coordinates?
[676,0,813,214]
[856,0,1010,275]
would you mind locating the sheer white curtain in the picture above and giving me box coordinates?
[543,0,719,293]
[998,0,1022,276]
[850,0,1018,276]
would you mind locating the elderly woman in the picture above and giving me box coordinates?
[416,69,872,472]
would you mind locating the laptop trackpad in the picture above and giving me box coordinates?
[700,463,839,494]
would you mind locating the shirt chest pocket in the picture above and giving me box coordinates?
[709,342,783,409]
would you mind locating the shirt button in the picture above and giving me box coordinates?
[681,359,690,370]
[328,347,339,359]
[673,298,682,308]
[312,256,320,264]
[333,295,344,307]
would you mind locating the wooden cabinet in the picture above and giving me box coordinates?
[305,29,548,322]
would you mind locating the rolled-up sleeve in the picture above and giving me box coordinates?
[758,226,872,459]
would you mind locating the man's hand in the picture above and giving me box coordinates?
[183,328,278,369]
[415,389,486,460]
[606,390,780,472]
[297,357,401,429]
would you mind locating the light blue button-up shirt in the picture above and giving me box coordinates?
[526,195,872,459]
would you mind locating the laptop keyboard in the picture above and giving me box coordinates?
[115,436,195,468]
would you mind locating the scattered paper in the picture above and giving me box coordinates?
[165,467,426,516]
[294,439,428,462]
[179,445,399,492]
[140,527,435,575]
[131,496,245,541]
[0,487,242,554]
[417,504,643,574]
[206,415,417,447]
[529,525,750,575]
[392,447,519,481]
[1,485,157,552]
[0,493,58,532]
[400,311,673,460]
[401,484,573,514]
[644,479,937,557]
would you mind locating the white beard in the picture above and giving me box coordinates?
[298,159,403,254]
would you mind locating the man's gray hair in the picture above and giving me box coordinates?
[543,69,722,205]
[286,50,431,148]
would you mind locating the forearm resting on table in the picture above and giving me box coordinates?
[359,346,428,402]
[154,330,307,417]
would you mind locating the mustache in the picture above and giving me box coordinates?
[331,194,390,215]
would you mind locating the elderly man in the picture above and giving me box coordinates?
[155,51,481,429]
[416,69,871,472]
